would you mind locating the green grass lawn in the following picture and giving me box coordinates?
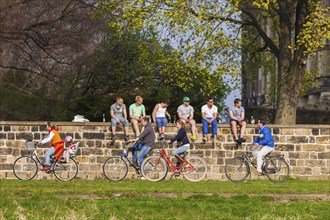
[0,179,329,219]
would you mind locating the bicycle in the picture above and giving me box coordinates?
[225,145,290,183]
[102,141,144,181]
[13,140,79,181]
[141,140,208,182]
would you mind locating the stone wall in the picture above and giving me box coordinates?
[0,121,329,180]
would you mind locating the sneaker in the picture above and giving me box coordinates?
[239,137,246,142]
[40,165,49,171]
[111,134,116,142]
[191,134,197,140]
[159,134,165,140]
[255,171,262,175]
[202,136,207,143]
[236,138,242,143]
[124,135,129,142]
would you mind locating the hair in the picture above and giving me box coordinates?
[207,97,213,102]
[46,121,56,129]
[115,96,122,101]
[142,117,150,123]
[135,96,143,101]
[258,119,266,125]
[177,120,186,128]
[162,99,170,105]
[234,98,242,104]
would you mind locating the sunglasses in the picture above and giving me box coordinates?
[208,100,214,103]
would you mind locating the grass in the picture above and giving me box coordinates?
[0,179,329,219]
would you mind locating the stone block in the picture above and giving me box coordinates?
[321,167,330,174]
[83,132,105,140]
[318,152,330,159]
[216,135,225,142]
[0,163,13,170]
[0,132,9,141]
[295,128,311,135]
[320,128,330,135]
[204,150,211,157]
[246,128,256,134]
[11,126,31,132]
[0,148,13,155]
[217,158,224,165]
[292,167,312,175]
[309,152,318,159]
[195,143,214,149]
[308,136,315,143]
[315,136,330,144]
[221,128,231,134]
[5,140,23,149]
[276,144,294,151]
[289,152,309,159]
[281,128,294,135]
[225,151,234,158]
[289,159,296,166]
[296,160,305,166]
[312,128,319,135]
[16,132,33,140]
[287,136,308,144]
[7,133,15,140]
[204,158,217,165]
[33,133,41,140]
[305,159,326,167]
[223,144,237,150]
[302,144,326,151]
[272,128,280,134]
[3,126,10,131]
[295,145,302,151]
[212,150,225,158]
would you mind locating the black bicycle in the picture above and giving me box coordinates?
[13,140,79,181]
[103,141,143,181]
[225,145,290,183]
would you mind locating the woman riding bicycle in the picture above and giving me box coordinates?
[167,120,190,167]
[38,121,64,171]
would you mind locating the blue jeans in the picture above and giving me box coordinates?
[202,118,218,135]
[172,144,190,164]
[155,117,168,128]
[132,142,151,165]
[44,147,55,165]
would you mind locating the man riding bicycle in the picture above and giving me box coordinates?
[131,117,155,167]
[252,119,275,175]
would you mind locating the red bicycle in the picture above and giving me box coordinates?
[141,140,207,182]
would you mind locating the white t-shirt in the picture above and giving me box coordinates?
[201,105,218,118]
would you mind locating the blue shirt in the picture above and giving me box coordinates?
[252,125,275,148]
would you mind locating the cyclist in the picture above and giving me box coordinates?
[167,120,190,168]
[131,117,155,166]
[252,119,275,175]
[38,121,64,171]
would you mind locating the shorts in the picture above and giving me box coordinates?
[229,119,246,124]
[156,117,168,128]
[111,116,129,127]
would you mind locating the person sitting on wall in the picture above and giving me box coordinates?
[228,98,247,144]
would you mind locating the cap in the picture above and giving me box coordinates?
[183,96,190,102]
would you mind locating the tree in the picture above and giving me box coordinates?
[95,0,330,124]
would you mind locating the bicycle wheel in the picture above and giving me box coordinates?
[53,157,78,181]
[13,156,38,180]
[182,156,207,182]
[103,157,128,181]
[225,157,250,183]
[265,157,290,183]
[141,156,168,182]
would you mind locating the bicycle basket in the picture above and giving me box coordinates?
[25,140,35,151]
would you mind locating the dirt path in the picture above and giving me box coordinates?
[59,192,329,202]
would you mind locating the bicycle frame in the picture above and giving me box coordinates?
[120,152,141,174]
[156,146,196,174]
